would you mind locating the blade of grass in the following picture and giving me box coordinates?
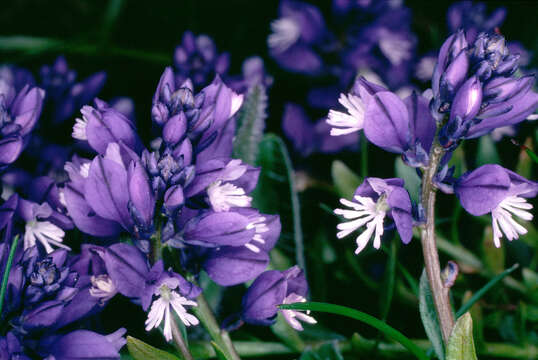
[279,302,429,360]
[456,263,520,318]
[0,235,20,318]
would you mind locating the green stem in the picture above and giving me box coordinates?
[192,294,241,360]
[0,235,19,318]
[419,142,454,345]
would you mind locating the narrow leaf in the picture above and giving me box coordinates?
[252,134,305,270]
[456,263,519,317]
[446,313,478,360]
[233,84,268,165]
[419,270,445,360]
[211,341,231,360]
[127,336,181,360]
[0,235,19,318]
[379,240,397,321]
[279,301,429,360]
[331,160,361,199]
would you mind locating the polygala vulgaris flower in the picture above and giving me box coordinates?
[241,266,316,330]
[454,164,537,248]
[334,177,413,254]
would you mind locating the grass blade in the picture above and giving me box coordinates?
[456,263,519,317]
[279,301,429,360]
[0,235,19,318]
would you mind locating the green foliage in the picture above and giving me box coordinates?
[252,134,305,269]
[0,235,19,318]
[299,342,344,360]
[395,157,421,202]
[419,270,445,360]
[445,313,478,360]
[477,135,501,166]
[331,160,361,199]
[279,301,429,360]
[271,313,306,351]
[233,84,268,165]
[126,336,181,360]
[210,341,231,360]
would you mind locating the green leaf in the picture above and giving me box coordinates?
[299,342,344,360]
[126,336,181,360]
[515,138,535,178]
[279,302,428,360]
[233,84,268,165]
[379,240,397,321]
[456,264,519,318]
[482,226,505,273]
[211,341,231,360]
[394,157,421,202]
[446,313,478,360]
[0,235,19,318]
[252,134,305,270]
[476,135,500,166]
[331,160,361,199]
[271,313,305,351]
[419,270,445,360]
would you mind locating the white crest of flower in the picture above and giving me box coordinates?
[491,195,533,248]
[268,17,301,53]
[334,195,387,254]
[89,275,117,304]
[222,159,248,181]
[79,162,91,178]
[280,293,317,331]
[145,284,199,342]
[24,220,70,253]
[207,180,252,212]
[327,93,365,136]
[378,31,413,66]
[245,217,269,253]
[72,116,88,140]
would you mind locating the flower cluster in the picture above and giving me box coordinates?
[272,0,417,155]
[0,33,309,356]
[331,29,537,253]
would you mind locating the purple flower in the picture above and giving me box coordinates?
[39,328,126,359]
[268,0,325,74]
[447,1,506,42]
[173,31,230,89]
[241,266,316,330]
[334,177,413,254]
[0,79,45,170]
[71,99,142,154]
[40,56,106,124]
[454,164,537,247]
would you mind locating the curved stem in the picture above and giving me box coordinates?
[420,143,454,344]
[192,294,241,360]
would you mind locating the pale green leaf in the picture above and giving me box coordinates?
[127,336,181,360]
[419,270,445,360]
[395,157,421,202]
[331,160,361,199]
[446,313,478,360]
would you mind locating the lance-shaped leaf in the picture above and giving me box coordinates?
[233,84,268,165]
[419,270,445,360]
[446,313,478,360]
[127,336,180,360]
[331,160,361,199]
